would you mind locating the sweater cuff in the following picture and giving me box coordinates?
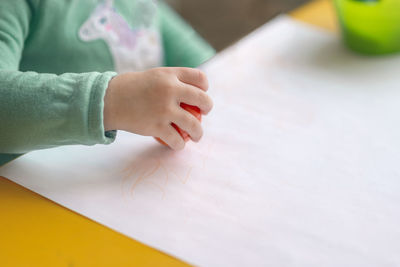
[88,71,117,145]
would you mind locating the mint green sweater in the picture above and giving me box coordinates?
[0,0,215,165]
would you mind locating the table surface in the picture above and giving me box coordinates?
[0,1,337,266]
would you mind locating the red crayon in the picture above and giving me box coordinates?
[155,103,202,147]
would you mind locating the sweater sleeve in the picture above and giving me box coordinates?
[159,1,216,68]
[0,0,117,154]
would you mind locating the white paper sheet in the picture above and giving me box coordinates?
[1,16,400,266]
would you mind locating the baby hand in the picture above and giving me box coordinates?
[103,67,213,150]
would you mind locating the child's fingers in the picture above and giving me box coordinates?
[160,125,186,150]
[178,85,213,115]
[176,68,209,92]
[173,109,203,142]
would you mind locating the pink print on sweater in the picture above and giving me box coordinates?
[79,0,163,73]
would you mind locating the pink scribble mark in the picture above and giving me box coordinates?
[121,137,215,200]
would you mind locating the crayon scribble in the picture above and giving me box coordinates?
[121,137,215,200]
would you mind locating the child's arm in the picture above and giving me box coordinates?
[0,1,213,154]
[159,2,216,68]
[0,1,116,154]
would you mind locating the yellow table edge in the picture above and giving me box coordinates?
[0,1,337,266]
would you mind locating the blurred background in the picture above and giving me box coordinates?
[166,0,310,51]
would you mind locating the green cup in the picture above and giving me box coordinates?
[334,0,400,55]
